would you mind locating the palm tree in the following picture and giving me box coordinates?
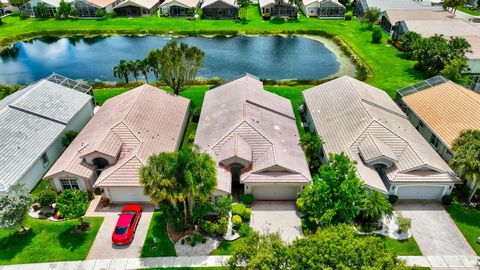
[138,59,150,83]
[361,191,393,223]
[128,60,141,82]
[299,132,324,171]
[145,49,161,82]
[450,129,480,202]
[113,59,130,83]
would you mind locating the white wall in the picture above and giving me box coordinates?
[51,173,90,191]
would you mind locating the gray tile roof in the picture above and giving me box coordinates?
[303,75,459,192]
[0,76,93,192]
[360,0,441,11]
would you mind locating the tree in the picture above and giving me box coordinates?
[372,28,382,43]
[157,40,205,95]
[113,59,130,83]
[128,60,141,82]
[0,183,31,231]
[299,132,324,171]
[440,57,468,84]
[359,190,393,225]
[398,31,422,59]
[33,2,51,18]
[235,0,250,19]
[450,129,480,202]
[296,153,366,226]
[69,7,78,17]
[8,0,28,9]
[443,0,467,14]
[360,7,381,28]
[145,49,161,82]
[138,59,150,82]
[55,0,71,18]
[61,130,78,147]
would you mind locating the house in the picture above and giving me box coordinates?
[85,0,117,13]
[396,76,480,165]
[0,74,94,193]
[194,75,311,201]
[21,0,61,17]
[259,0,297,18]
[45,84,190,203]
[302,75,460,200]
[201,0,238,19]
[112,0,160,16]
[21,0,108,17]
[301,0,345,19]
[380,9,452,34]
[72,0,104,17]
[1,0,19,16]
[392,19,480,73]
[159,0,199,17]
[355,0,441,17]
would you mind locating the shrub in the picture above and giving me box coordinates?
[232,215,242,226]
[200,220,216,235]
[95,8,106,18]
[36,189,57,207]
[242,194,254,205]
[61,130,78,147]
[396,213,411,234]
[20,13,29,20]
[56,189,89,219]
[243,208,252,221]
[107,11,117,18]
[372,28,382,44]
[216,215,228,235]
[442,194,454,206]
[388,195,399,204]
[232,203,246,217]
[237,223,252,237]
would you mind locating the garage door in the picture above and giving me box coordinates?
[107,187,151,202]
[396,186,446,200]
[251,185,299,200]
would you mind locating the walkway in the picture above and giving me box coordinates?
[0,256,478,270]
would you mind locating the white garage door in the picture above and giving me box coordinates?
[252,185,299,200]
[396,186,446,200]
[107,187,150,202]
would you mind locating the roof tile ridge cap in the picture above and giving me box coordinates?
[122,85,145,126]
[345,76,375,121]
[243,120,274,146]
[347,120,375,149]
[64,142,91,171]
[367,132,386,154]
[118,120,142,143]
[95,153,140,186]
[211,121,245,150]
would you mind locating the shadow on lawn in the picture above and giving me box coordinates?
[0,230,36,262]
[58,225,89,251]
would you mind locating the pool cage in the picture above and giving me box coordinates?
[46,73,96,105]
[395,76,448,100]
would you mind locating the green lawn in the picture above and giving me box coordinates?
[446,204,480,255]
[143,268,225,270]
[458,6,480,16]
[1,6,424,96]
[30,179,54,198]
[0,216,103,265]
[210,238,244,255]
[383,236,422,256]
[141,211,176,257]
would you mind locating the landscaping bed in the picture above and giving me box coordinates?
[446,204,480,255]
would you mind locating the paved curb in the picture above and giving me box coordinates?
[400,256,480,269]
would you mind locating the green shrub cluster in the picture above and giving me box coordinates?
[232,203,251,221]
[199,215,228,235]
[237,223,252,237]
[36,189,57,207]
[56,189,90,219]
[241,194,254,205]
[232,215,242,226]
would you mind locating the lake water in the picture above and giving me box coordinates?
[0,35,342,85]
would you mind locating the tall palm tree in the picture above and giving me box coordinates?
[361,191,393,223]
[113,59,130,84]
[138,59,150,83]
[450,129,480,202]
[145,49,161,82]
[128,60,141,82]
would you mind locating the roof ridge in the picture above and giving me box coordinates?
[94,154,140,186]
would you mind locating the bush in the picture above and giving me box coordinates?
[242,194,254,205]
[95,9,106,18]
[232,215,242,226]
[107,11,117,18]
[20,13,29,20]
[344,14,352,20]
[388,195,399,204]
[36,189,57,207]
[243,208,252,221]
[442,194,454,205]
[200,215,228,235]
[396,213,411,234]
[372,28,382,44]
[237,223,252,237]
[216,215,228,235]
[56,189,89,219]
[61,130,78,147]
[232,203,246,217]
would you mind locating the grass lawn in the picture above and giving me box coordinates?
[383,236,422,256]
[210,238,244,255]
[446,204,480,255]
[1,6,424,96]
[141,211,176,257]
[0,216,103,265]
[458,6,480,16]
[143,268,225,270]
[30,179,54,198]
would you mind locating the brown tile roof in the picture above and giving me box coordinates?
[402,81,480,149]
[159,0,199,8]
[384,9,453,26]
[46,85,190,187]
[85,0,116,7]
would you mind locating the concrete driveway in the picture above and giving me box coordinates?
[85,196,154,259]
[395,201,475,256]
[250,201,302,243]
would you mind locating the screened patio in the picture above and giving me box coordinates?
[317,0,344,18]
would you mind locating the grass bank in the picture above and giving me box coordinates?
[1,5,424,96]
[446,204,480,255]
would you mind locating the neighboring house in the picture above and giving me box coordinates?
[392,19,480,73]
[1,0,19,16]
[21,0,106,17]
[380,9,452,34]
[86,0,117,13]
[396,76,480,165]
[0,74,94,193]
[159,0,199,16]
[194,75,311,201]
[112,0,160,16]
[355,0,441,17]
[259,0,297,18]
[301,0,345,18]
[303,75,460,200]
[201,0,238,19]
[21,0,61,17]
[45,84,190,203]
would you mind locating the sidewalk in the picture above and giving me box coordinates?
[400,256,480,269]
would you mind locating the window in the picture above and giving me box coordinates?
[430,134,440,149]
[41,153,49,167]
[60,178,80,190]
[416,121,425,130]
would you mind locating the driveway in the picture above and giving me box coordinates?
[395,201,475,256]
[85,196,154,259]
[250,201,302,243]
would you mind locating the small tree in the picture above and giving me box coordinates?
[8,0,29,10]
[398,31,421,59]
[61,130,78,147]
[299,132,324,171]
[69,7,79,17]
[396,213,411,234]
[360,7,381,28]
[55,0,71,18]
[113,59,130,83]
[157,40,205,95]
[34,2,51,18]
[235,0,250,19]
[56,189,90,219]
[358,190,393,226]
[36,189,57,207]
[371,28,382,43]
[0,183,31,231]
[440,57,468,84]
[95,8,106,18]
[443,0,467,14]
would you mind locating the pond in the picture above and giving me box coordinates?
[0,35,354,85]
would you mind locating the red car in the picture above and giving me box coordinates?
[112,204,142,245]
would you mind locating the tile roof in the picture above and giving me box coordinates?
[0,77,93,192]
[195,75,311,193]
[159,0,199,8]
[84,0,116,7]
[402,80,480,149]
[403,19,480,38]
[360,0,441,11]
[383,9,453,26]
[46,85,190,187]
[303,76,459,192]
[202,0,237,8]
[358,133,397,163]
[114,0,159,9]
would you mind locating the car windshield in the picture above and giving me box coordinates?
[115,226,128,235]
